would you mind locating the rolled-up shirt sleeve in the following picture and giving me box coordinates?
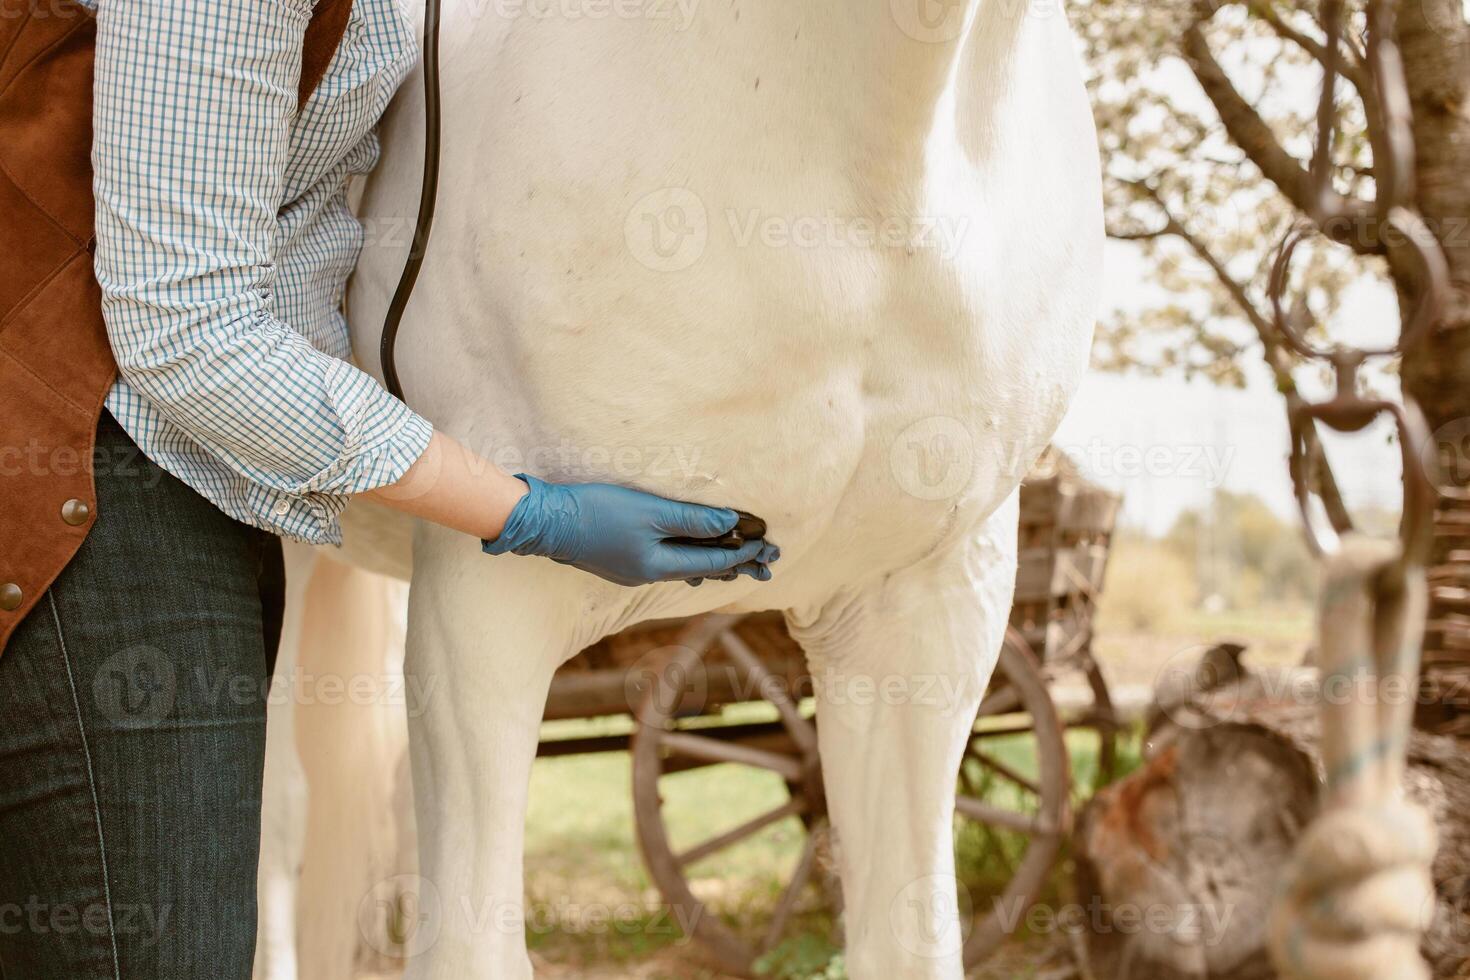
[90,0,432,532]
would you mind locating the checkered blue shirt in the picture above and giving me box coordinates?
[85,0,434,543]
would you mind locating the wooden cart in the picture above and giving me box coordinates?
[536,456,1123,975]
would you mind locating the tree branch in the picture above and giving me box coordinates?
[1107,225,1173,241]
[1114,181,1354,524]
[1182,17,1386,255]
[1245,0,1386,151]
[1245,0,1372,94]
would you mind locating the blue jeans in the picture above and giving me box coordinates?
[0,412,284,979]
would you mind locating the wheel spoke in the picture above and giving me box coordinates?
[966,748,1041,796]
[977,683,1022,719]
[660,731,804,782]
[1040,640,1091,679]
[761,820,821,954]
[641,649,706,721]
[677,798,808,868]
[718,631,818,755]
[954,795,1056,837]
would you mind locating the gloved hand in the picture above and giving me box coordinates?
[483,475,779,587]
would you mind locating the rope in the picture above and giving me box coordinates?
[1268,533,1438,980]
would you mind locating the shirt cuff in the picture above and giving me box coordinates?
[286,357,435,501]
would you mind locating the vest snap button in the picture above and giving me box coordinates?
[61,499,91,526]
[0,584,21,612]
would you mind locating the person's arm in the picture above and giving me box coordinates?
[93,0,432,516]
[368,432,780,587]
[365,431,528,542]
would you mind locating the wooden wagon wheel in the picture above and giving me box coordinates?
[631,618,1071,976]
[1065,650,1120,790]
[1044,608,1122,792]
[958,630,1072,965]
[992,628,1120,793]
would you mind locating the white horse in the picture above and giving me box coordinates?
[332,0,1102,976]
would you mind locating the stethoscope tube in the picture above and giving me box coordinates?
[379,0,443,402]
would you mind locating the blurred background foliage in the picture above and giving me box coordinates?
[1075,0,1388,388]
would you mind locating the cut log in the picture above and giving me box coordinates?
[1073,644,1470,979]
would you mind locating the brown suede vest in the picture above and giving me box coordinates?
[0,0,354,653]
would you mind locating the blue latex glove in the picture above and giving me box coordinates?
[483,475,779,587]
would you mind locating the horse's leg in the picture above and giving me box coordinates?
[787,493,1019,980]
[253,543,318,980]
[402,523,594,980]
[292,557,410,975]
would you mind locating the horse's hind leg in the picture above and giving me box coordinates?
[254,543,318,980]
[786,493,1019,980]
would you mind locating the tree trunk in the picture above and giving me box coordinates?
[1073,645,1470,979]
[1397,0,1470,732]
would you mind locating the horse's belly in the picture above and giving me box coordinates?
[443,217,1094,581]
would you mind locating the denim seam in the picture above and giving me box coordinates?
[49,593,123,980]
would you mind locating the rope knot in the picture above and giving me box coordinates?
[1269,800,1438,980]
